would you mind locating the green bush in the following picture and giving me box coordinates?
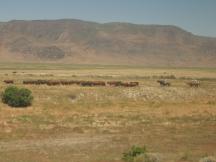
[122,145,147,162]
[2,86,33,107]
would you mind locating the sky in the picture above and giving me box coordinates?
[0,0,216,37]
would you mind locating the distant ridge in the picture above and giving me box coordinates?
[0,19,216,67]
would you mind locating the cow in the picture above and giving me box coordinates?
[4,80,14,84]
[80,81,106,87]
[129,82,139,87]
[23,80,35,85]
[93,81,106,86]
[33,80,48,85]
[46,80,61,86]
[23,80,48,85]
[120,82,139,87]
[187,80,200,87]
[157,80,171,87]
[107,81,139,87]
[107,81,123,87]
[60,80,70,85]
[58,80,79,85]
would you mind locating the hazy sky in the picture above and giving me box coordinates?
[0,0,216,37]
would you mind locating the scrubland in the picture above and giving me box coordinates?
[0,63,215,162]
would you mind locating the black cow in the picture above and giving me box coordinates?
[157,80,171,87]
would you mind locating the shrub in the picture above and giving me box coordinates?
[2,86,33,107]
[122,145,147,162]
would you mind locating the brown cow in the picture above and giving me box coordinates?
[93,81,106,86]
[107,81,122,87]
[23,80,33,84]
[80,81,106,87]
[107,81,139,87]
[33,80,48,85]
[119,82,139,87]
[23,80,48,85]
[47,80,61,86]
[129,82,139,87]
[4,80,14,84]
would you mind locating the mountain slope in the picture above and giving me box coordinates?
[0,19,216,67]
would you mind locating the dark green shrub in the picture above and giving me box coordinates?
[2,86,33,107]
[122,145,147,162]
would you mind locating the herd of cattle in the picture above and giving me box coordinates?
[156,79,200,87]
[3,80,139,87]
[2,79,200,87]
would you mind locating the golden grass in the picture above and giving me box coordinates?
[0,64,215,162]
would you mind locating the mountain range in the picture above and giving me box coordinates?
[0,19,216,67]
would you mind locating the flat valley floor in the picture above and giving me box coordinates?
[0,63,216,162]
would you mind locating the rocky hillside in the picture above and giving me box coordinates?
[0,19,216,67]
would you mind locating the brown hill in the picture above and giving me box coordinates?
[0,19,216,67]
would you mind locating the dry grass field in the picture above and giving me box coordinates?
[0,63,216,162]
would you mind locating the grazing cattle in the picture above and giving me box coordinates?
[93,81,106,86]
[47,80,61,86]
[80,81,106,87]
[4,80,14,84]
[107,81,139,87]
[33,80,48,85]
[23,80,35,85]
[120,82,139,87]
[68,80,82,85]
[128,82,139,87]
[23,80,48,85]
[21,79,139,87]
[73,80,83,85]
[60,80,71,85]
[187,80,200,87]
[23,79,83,86]
[36,80,48,85]
[80,81,92,87]
[107,81,123,87]
[58,80,81,85]
[157,80,171,87]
